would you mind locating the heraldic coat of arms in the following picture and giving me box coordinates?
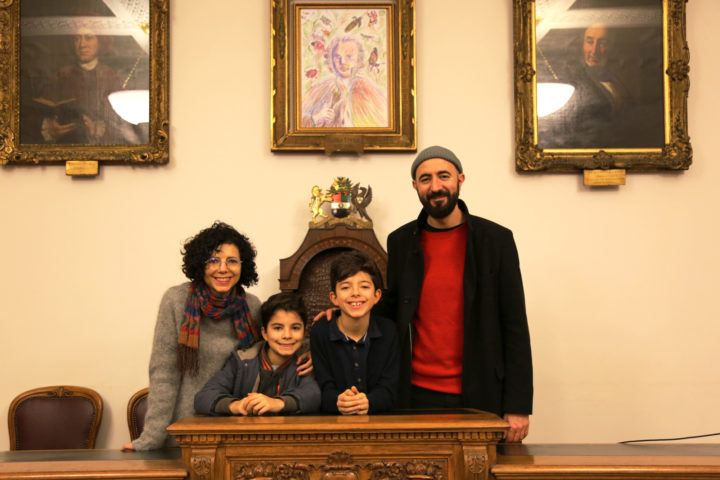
[308,177,373,229]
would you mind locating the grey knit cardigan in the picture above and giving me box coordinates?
[131,282,261,450]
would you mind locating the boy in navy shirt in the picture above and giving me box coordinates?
[310,251,398,414]
[195,293,320,415]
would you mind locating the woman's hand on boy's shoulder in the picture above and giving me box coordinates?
[296,351,313,376]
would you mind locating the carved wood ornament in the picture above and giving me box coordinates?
[230,453,447,480]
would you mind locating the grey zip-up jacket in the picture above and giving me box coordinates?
[194,341,321,415]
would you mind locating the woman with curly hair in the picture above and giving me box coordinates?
[123,222,308,450]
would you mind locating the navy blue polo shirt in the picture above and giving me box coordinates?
[327,317,383,393]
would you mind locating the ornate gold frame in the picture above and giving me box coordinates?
[0,0,169,176]
[514,0,691,172]
[271,0,416,154]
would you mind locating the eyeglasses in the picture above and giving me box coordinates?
[205,256,241,270]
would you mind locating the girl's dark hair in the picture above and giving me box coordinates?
[260,292,308,328]
[181,221,258,287]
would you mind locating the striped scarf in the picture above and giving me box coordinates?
[178,281,258,376]
[257,344,296,397]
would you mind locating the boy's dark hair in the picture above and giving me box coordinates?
[329,250,382,292]
[260,292,308,328]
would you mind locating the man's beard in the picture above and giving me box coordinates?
[419,187,460,220]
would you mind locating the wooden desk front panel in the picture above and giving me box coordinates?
[168,411,508,480]
[224,439,460,480]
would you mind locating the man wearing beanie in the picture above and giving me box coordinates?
[377,145,533,442]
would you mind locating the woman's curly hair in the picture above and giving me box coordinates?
[181,221,259,288]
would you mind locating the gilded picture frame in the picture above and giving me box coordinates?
[271,0,416,153]
[514,0,691,172]
[0,0,169,175]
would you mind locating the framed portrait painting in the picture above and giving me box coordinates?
[514,0,691,172]
[0,0,169,175]
[271,0,416,153]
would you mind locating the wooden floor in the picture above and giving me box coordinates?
[493,443,720,480]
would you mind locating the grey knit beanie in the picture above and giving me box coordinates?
[410,145,463,178]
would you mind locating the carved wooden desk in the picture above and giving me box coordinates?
[0,448,185,480]
[167,410,507,480]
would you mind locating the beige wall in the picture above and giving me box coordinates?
[2,1,719,450]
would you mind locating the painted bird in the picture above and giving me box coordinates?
[345,16,362,32]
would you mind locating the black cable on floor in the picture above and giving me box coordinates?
[620,432,720,444]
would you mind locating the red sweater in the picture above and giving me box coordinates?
[411,223,467,394]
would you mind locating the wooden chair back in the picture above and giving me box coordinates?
[8,385,103,450]
[127,387,150,441]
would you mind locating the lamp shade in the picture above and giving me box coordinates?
[536,83,575,118]
[108,90,149,124]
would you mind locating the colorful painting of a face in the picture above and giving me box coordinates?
[298,8,390,129]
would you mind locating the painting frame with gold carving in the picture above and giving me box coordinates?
[271,0,416,154]
[514,0,691,172]
[0,0,169,173]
